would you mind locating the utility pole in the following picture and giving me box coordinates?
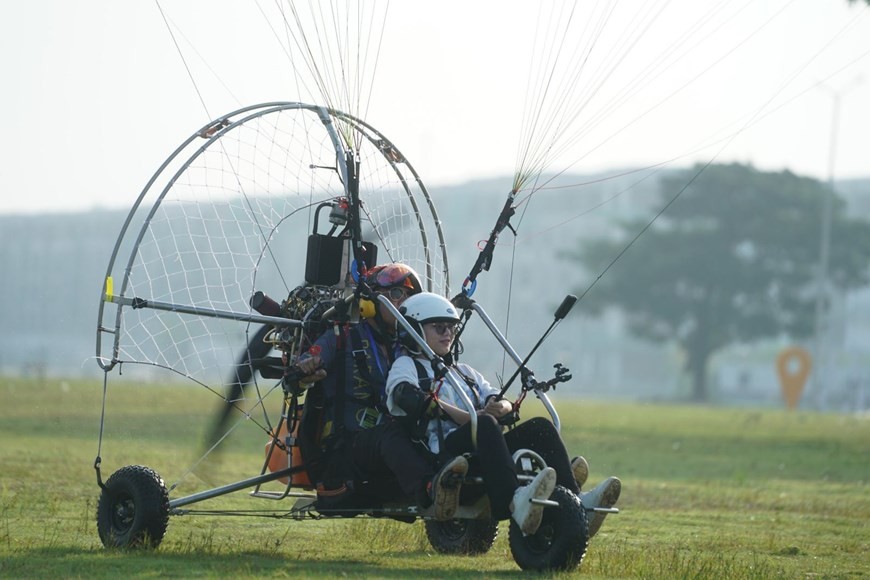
[812,77,863,410]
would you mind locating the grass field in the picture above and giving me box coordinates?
[1,376,868,578]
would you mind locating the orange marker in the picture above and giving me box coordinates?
[776,347,812,410]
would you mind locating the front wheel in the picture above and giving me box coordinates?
[508,485,588,572]
[96,465,170,549]
[425,517,499,555]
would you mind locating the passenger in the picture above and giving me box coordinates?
[296,264,467,520]
[385,292,621,537]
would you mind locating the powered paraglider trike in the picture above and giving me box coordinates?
[93,102,611,572]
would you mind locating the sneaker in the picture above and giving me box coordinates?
[580,476,621,538]
[510,467,557,535]
[428,456,468,521]
[571,456,589,489]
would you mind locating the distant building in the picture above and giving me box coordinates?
[2,174,868,411]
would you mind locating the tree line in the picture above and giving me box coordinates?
[569,163,870,401]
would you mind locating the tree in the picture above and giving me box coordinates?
[568,163,870,401]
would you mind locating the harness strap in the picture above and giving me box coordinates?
[413,359,450,460]
[332,324,347,438]
[350,326,387,415]
[412,359,433,393]
[350,325,374,390]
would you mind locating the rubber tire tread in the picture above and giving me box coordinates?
[425,518,499,555]
[508,485,589,571]
[96,465,170,549]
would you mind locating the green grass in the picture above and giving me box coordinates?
[1,376,868,578]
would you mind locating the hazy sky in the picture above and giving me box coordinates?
[2,0,869,215]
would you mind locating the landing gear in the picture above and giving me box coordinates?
[508,485,589,571]
[96,465,170,549]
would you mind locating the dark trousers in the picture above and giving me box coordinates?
[353,420,436,503]
[443,414,518,520]
[503,416,579,494]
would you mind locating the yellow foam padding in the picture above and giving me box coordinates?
[359,299,376,319]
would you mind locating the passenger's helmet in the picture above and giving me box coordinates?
[401,292,460,325]
[398,292,460,353]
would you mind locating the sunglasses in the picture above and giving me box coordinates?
[428,322,459,336]
[378,287,410,302]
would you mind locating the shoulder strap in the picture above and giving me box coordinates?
[349,326,384,404]
[412,359,433,392]
[452,365,482,408]
[349,326,374,385]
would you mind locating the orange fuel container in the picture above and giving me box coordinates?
[265,408,310,487]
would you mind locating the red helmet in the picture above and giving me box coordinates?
[364,263,423,295]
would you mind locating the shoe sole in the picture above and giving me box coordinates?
[587,478,621,537]
[433,459,467,521]
[520,469,557,535]
[571,456,589,489]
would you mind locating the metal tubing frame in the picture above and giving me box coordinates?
[169,466,309,509]
[96,102,450,369]
[93,102,455,512]
[107,294,304,328]
[96,102,318,371]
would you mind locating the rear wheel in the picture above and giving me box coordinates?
[96,465,170,549]
[508,485,588,571]
[425,518,499,555]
